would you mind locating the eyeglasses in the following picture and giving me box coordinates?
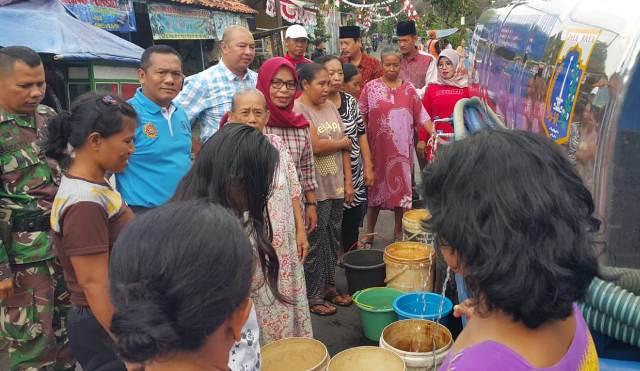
[271,79,297,90]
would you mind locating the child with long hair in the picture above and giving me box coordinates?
[172,124,282,369]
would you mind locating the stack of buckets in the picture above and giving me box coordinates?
[341,209,455,370]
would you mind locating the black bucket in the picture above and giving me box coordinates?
[341,249,386,294]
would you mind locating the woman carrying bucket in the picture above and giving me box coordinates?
[422,129,599,370]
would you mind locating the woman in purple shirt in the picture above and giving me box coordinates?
[422,129,600,370]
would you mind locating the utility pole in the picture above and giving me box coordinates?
[275,0,284,27]
[274,0,284,56]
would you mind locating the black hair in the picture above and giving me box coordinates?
[422,129,599,329]
[0,46,42,74]
[315,55,341,67]
[173,124,285,302]
[314,38,325,47]
[298,63,327,90]
[110,201,254,363]
[43,92,136,168]
[343,63,360,83]
[140,45,182,70]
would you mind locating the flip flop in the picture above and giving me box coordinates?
[309,298,337,316]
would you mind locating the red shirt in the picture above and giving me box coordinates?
[419,84,470,141]
[341,53,383,91]
[400,51,435,90]
[285,53,313,69]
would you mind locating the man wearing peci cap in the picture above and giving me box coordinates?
[284,24,313,70]
[339,25,383,92]
[397,20,437,98]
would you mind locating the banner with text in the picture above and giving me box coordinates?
[61,0,136,33]
[149,3,246,40]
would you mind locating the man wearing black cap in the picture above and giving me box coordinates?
[339,25,382,92]
[397,20,437,98]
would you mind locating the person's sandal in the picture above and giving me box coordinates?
[324,288,353,307]
[309,298,337,316]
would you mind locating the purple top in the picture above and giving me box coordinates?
[439,304,599,371]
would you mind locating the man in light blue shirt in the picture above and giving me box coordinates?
[117,45,192,213]
[176,25,258,144]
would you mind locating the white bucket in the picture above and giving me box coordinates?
[262,337,329,371]
[328,346,406,371]
[379,319,453,371]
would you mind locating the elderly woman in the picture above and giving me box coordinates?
[359,48,430,244]
[424,129,599,370]
[418,49,470,162]
[225,88,313,343]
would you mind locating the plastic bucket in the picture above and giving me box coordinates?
[384,242,436,292]
[402,209,434,245]
[380,319,453,371]
[342,249,386,294]
[353,287,405,341]
[328,346,406,371]
[262,337,329,371]
[393,293,453,325]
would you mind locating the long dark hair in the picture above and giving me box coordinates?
[110,201,254,363]
[173,124,284,301]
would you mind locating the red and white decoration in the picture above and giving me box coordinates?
[266,0,318,26]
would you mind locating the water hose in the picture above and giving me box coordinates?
[452,97,506,141]
[579,303,640,348]
[579,275,640,348]
[585,277,640,328]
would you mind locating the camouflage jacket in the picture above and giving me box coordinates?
[0,105,60,281]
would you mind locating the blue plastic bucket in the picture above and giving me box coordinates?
[393,292,453,324]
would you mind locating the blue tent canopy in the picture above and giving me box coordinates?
[0,0,143,64]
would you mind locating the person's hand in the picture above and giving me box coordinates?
[296,229,309,263]
[363,165,374,187]
[305,206,318,233]
[345,183,355,205]
[342,137,352,151]
[0,278,14,300]
[416,140,427,159]
[453,299,475,321]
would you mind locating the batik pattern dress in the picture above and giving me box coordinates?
[359,79,429,210]
[250,134,313,344]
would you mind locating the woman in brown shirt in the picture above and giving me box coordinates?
[44,93,135,371]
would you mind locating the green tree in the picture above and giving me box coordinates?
[314,11,329,41]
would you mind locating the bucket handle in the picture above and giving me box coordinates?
[351,289,377,310]
[384,265,409,284]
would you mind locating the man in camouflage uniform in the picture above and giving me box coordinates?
[0,46,74,370]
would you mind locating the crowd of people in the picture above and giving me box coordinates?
[0,18,600,371]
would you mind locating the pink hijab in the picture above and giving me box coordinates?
[437,49,468,88]
[257,57,309,129]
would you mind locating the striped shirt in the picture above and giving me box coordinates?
[338,92,367,208]
[175,61,258,142]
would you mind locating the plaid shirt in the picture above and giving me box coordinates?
[175,61,258,142]
[342,53,383,91]
[264,127,317,193]
[400,51,437,96]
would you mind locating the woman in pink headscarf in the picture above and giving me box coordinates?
[419,49,470,162]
